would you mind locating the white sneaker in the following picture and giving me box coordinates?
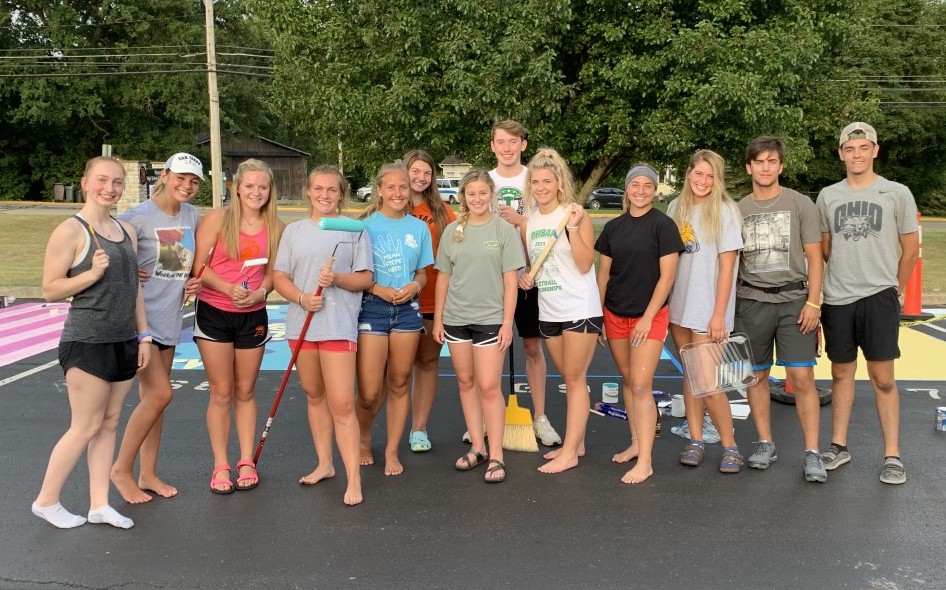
[533,415,562,447]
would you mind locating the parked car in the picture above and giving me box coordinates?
[355,184,373,202]
[437,178,459,204]
[584,187,624,210]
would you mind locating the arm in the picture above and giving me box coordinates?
[498,269,519,352]
[708,250,738,342]
[565,207,595,274]
[192,209,238,298]
[121,223,151,371]
[797,241,824,334]
[596,254,612,341]
[821,231,832,262]
[631,253,680,347]
[42,219,107,302]
[432,270,450,344]
[393,267,427,305]
[897,232,920,295]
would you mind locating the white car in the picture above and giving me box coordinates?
[437,178,459,204]
[355,184,373,202]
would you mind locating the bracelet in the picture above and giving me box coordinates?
[566,225,580,230]
[368,281,376,294]
[297,292,304,307]
[805,301,821,310]
[259,287,268,300]
[411,280,422,293]
[137,331,153,343]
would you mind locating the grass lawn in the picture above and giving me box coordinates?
[1,211,944,305]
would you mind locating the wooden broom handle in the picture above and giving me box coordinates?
[527,204,576,281]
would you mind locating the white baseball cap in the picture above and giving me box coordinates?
[164,152,204,179]
[839,122,878,147]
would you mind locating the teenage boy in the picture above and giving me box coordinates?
[490,119,561,446]
[735,136,826,482]
[817,122,919,485]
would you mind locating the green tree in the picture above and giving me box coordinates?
[259,0,878,200]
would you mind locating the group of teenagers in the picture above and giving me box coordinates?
[31,119,919,530]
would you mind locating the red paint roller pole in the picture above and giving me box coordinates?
[901,212,933,322]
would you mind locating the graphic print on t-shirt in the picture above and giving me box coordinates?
[154,227,195,280]
[832,200,883,242]
[743,211,790,273]
[679,220,700,254]
[528,227,561,293]
[496,186,524,215]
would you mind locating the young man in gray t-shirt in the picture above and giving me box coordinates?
[735,136,826,482]
[816,122,919,485]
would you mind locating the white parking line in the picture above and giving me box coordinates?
[0,359,58,388]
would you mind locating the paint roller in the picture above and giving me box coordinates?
[253,216,366,464]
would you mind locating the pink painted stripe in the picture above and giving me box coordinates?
[0,340,61,367]
[0,302,69,321]
[0,313,66,339]
[0,323,64,351]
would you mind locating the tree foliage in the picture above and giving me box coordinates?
[259,0,885,199]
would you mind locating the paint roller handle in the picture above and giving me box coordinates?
[527,204,577,281]
[179,246,214,312]
[313,256,335,297]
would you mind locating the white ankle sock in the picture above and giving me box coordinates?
[87,505,134,529]
[32,502,87,529]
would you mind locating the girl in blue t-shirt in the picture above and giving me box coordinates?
[355,163,434,477]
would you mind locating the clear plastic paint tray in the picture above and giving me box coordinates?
[678,333,758,398]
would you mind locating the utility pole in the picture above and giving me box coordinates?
[204,0,223,209]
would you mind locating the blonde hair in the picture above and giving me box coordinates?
[83,156,124,177]
[358,162,408,219]
[671,150,739,244]
[220,158,281,260]
[404,149,449,236]
[452,169,496,242]
[523,148,576,214]
[305,165,348,215]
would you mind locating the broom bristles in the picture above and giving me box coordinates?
[503,424,539,452]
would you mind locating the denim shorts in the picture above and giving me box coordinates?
[357,293,424,335]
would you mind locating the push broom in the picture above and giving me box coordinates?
[502,204,577,453]
[253,216,365,465]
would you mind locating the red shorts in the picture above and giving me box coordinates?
[287,339,357,353]
[604,306,669,342]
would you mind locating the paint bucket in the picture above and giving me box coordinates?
[936,407,946,432]
[671,394,686,418]
[602,382,619,404]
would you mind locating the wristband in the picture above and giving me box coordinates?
[137,331,153,343]
[566,225,580,230]
[297,293,304,307]
[805,301,821,310]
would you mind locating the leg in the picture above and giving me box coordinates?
[866,360,900,458]
[233,346,264,489]
[449,341,488,466]
[669,325,707,443]
[111,346,176,503]
[296,348,336,486]
[320,349,362,505]
[474,343,507,480]
[607,337,639,463]
[522,336,548,418]
[355,334,388,466]
[88,379,134,511]
[539,331,596,474]
[197,339,236,492]
[33,369,112,528]
[786,366,821,451]
[621,339,663,484]
[383,332,421,476]
[746,368,773,443]
[410,319,441,441]
[829,361,857,447]
[137,346,178,497]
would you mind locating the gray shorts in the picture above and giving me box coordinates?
[734,296,816,371]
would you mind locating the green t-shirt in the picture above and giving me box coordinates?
[435,215,525,325]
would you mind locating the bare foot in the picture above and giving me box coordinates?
[360,440,374,466]
[138,475,178,498]
[612,444,640,464]
[621,462,654,484]
[299,465,336,486]
[544,444,585,460]
[344,481,363,506]
[111,468,153,504]
[538,453,579,474]
[384,455,403,476]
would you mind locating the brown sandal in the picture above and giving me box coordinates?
[455,450,488,471]
[484,459,506,483]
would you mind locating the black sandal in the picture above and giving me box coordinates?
[455,450,488,471]
[484,459,506,483]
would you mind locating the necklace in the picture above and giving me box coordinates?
[750,189,782,210]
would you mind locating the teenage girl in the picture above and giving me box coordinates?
[404,149,456,452]
[595,163,683,484]
[667,150,745,473]
[433,169,524,483]
[518,148,601,474]
[194,158,283,493]
[274,166,372,505]
[111,152,203,503]
[355,163,433,476]
[33,157,150,529]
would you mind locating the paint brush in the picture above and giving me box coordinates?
[179,246,214,312]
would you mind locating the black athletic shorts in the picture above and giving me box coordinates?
[514,287,540,339]
[444,324,502,347]
[58,339,139,382]
[194,300,270,349]
[821,288,900,363]
[538,316,603,339]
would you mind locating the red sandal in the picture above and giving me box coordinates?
[235,460,259,491]
[210,464,234,494]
